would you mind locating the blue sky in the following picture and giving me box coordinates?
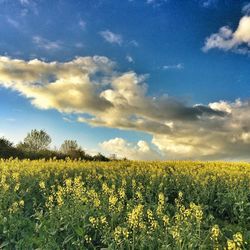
[1,0,250,160]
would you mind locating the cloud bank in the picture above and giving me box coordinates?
[0,56,250,160]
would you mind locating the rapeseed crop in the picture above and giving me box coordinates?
[0,159,249,249]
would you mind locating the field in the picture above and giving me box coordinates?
[0,159,249,249]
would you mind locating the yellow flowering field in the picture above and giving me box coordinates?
[0,159,249,249]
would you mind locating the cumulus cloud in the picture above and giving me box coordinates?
[0,56,114,113]
[99,30,123,45]
[100,137,162,160]
[203,15,250,54]
[33,36,62,50]
[152,99,250,160]
[1,55,250,160]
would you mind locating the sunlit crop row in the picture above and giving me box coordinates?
[0,159,249,249]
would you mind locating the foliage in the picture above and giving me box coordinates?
[22,129,52,151]
[0,137,22,158]
[60,140,79,154]
[60,140,86,159]
[92,152,110,162]
[0,132,109,161]
[0,138,13,148]
[0,159,249,249]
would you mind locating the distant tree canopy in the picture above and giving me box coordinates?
[0,137,22,158]
[0,129,110,161]
[60,140,87,159]
[0,137,13,149]
[60,140,80,154]
[21,129,52,151]
[92,152,110,162]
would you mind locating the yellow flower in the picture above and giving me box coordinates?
[135,191,143,201]
[39,181,45,189]
[178,191,183,199]
[171,226,180,241]
[158,192,165,205]
[118,187,125,199]
[93,197,101,208]
[84,235,92,243]
[226,240,237,250]
[114,226,122,243]
[233,232,243,247]
[89,216,98,227]
[102,182,110,194]
[114,226,129,244]
[162,215,170,227]
[100,216,107,225]
[14,183,20,191]
[211,225,220,241]
[109,194,118,211]
[19,200,24,207]
[128,204,144,230]
[56,190,64,206]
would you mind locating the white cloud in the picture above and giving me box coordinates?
[6,17,20,28]
[99,30,123,45]
[62,117,74,123]
[203,16,250,54]
[200,0,218,8]
[126,55,134,63]
[33,36,62,50]
[129,40,139,47]
[242,3,250,15]
[163,63,184,70]
[152,99,250,160]
[19,0,39,15]
[2,56,250,160]
[100,137,161,160]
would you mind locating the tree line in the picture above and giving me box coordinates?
[0,129,109,161]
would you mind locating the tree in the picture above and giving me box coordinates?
[60,140,86,159]
[60,140,79,154]
[93,153,109,162]
[0,137,13,149]
[22,129,52,151]
[0,137,22,158]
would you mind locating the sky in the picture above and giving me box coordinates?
[1,0,250,160]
